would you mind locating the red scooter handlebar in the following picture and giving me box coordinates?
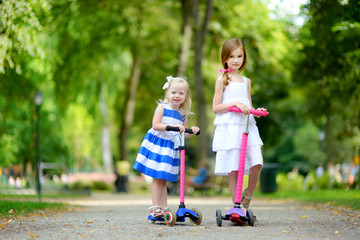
[228,106,269,117]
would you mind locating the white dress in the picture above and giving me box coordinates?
[212,78,263,175]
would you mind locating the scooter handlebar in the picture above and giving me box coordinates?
[228,106,269,117]
[165,126,200,135]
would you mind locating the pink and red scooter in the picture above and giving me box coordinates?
[216,106,269,227]
[148,126,202,226]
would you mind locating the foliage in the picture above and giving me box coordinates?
[61,104,95,171]
[0,0,359,185]
[91,180,112,191]
[0,96,34,168]
[276,172,305,191]
[66,172,115,192]
[304,169,346,190]
[68,180,91,191]
[69,179,112,191]
[295,0,360,164]
[0,0,50,74]
[0,134,19,167]
[293,120,325,168]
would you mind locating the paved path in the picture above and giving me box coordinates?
[1,193,359,239]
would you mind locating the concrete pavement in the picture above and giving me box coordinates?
[1,193,359,239]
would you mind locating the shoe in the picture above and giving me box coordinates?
[149,206,164,218]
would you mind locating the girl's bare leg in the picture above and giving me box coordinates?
[151,178,168,208]
[242,164,262,206]
[228,171,238,204]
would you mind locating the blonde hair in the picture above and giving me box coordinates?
[158,77,193,116]
[220,38,247,86]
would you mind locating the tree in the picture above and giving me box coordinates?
[0,0,49,74]
[193,0,213,164]
[0,0,54,173]
[177,0,193,77]
[296,0,360,164]
[117,0,186,162]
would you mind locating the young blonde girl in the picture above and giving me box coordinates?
[212,38,267,215]
[133,76,199,218]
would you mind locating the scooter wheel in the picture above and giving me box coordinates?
[189,208,202,225]
[216,209,222,227]
[164,209,176,227]
[246,208,254,226]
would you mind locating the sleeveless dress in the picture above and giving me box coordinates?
[133,103,186,182]
[212,78,263,175]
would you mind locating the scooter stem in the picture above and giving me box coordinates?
[234,114,250,204]
[179,132,186,207]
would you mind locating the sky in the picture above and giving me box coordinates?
[267,0,309,26]
[268,0,308,15]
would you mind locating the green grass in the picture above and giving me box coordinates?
[0,192,88,199]
[0,200,68,218]
[257,189,360,211]
[0,192,81,218]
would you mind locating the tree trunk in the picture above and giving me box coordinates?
[119,55,141,161]
[193,0,213,163]
[177,0,193,77]
[324,108,334,164]
[99,81,113,173]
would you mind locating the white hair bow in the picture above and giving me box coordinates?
[163,76,174,90]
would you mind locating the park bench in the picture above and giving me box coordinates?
[189,174,228,196]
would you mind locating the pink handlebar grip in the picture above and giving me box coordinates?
[228,106,269,117]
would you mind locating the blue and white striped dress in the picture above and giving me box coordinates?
[133,103,186,182]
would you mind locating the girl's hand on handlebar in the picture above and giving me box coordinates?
[190,126,200,135]
[175,124,186,132]
[255,107,267,118]
[233,103,249,115]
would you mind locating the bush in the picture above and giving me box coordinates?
[69,180,91,191]
[92,180,112,191]
[66,172,116,192]
[276,172,304,191]
[304,170,346,190]
[319,172,331,189]
[304,171,317,190]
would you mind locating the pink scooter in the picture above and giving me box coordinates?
[216,106,269,227]
[148,126,202,226]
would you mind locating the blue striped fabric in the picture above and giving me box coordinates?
[133,103,185,182]
[133,161,178,182]
[143,132,177,150]
[163,108,186,122]
[138,146,179,166]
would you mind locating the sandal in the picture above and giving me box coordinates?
[240,188,257,221]
[149,206,164,218]
[240,188,253,209]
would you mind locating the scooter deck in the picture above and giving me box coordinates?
[224,207,247,224]
[225,207,246,217]
[148,208,199,223]
[148,215,165,222]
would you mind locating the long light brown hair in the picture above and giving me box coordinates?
[220,38,247,86]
